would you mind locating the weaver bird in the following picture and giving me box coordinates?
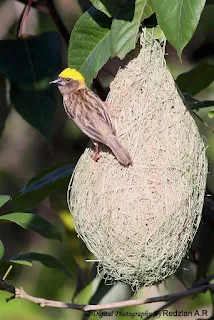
[50,68,132,166]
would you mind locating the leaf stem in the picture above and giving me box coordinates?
[2,265,13,281]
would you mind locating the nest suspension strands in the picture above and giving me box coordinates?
[67,29,208,290]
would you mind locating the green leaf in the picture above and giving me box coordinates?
[146,26,166,42]
[0,32,61,138]
[10,83,56,139]
[0,240,4,260]
[12,252,72,278]
[152,0,206,57]
[208,110,214,118]
[90,0,119,17]
[111,0,154,59]
[68,7,112,86]
[0,195,10,208]
[9,260,32,266]
[141,0,154,21]
[13,162,75,211]
[72,263,98,301]
[0,213,62,241]
[176,63,214,96]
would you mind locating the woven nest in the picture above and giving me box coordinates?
[68,29,208,290]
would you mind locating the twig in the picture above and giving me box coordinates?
[2,265,13,281]
[84,284,214,311]
[1,279,214,312]
[192,110,214,134]
[15,0,49,15]
[46,0,70,44]
[0,281,84,310]
[15,0,69,43]
[144,273,214,320]
[18,0,33,37]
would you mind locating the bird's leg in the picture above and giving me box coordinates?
[91,142,101,162]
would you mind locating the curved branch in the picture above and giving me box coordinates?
[15,0,70,43]
[18,0,33,37]
[16,0,49,14]
[1,279,214,312]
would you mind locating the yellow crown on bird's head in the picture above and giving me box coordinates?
[59,68,85,85]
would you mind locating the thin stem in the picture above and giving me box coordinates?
[16,0,49,14]
[2,265,13,281]
[18,0,33,37]
[46,0,70,44]
[15,0,69,44]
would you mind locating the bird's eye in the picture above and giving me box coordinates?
[66,78,70,82]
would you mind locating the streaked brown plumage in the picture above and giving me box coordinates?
[50,68,132,166]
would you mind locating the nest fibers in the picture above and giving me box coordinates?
[68,30,208,289]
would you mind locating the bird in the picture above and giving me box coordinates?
[50,68,132,166]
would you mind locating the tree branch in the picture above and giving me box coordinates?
[84,284,214,311]
[144,273,214,320]
[1,278,214,312]
[46,0,70,44]
[0,281,84,310]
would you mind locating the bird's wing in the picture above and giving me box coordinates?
[87,91,116,134]
[66,90,116,144]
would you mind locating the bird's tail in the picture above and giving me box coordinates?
[106,135,132,166]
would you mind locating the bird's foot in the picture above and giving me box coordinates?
[90,151,101,162]
[91,142,101,162]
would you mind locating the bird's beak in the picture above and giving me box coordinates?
[49,78,63,86]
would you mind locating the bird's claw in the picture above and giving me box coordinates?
[90,151,101,162]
